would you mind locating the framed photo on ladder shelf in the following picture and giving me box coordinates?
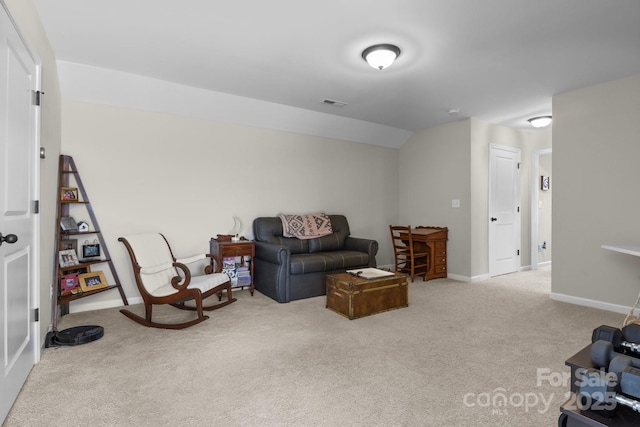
[78,271,108,292]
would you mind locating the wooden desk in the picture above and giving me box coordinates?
[407,227,448,281]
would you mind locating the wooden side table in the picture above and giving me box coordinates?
[209,238,255,296]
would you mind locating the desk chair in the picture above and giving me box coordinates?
[389,225,430,282]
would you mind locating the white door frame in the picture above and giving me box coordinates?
[530,148,552,270]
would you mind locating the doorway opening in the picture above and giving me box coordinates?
[530,149,552,269]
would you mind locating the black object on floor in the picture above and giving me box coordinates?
[46,325,104,347]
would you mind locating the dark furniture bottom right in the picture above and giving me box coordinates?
[559,343,639,426]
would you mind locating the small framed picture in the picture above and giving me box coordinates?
[58,239,78,252]
[60,273,79,295]
[78,271,108,292]
[59,249,80,267]
[541,176,550,191]
[82,240,101,259]
[60,216,78,232]
[61,187,79,201]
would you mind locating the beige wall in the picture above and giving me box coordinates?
[553,73,640,310]
[399,120,472,277]
[5,0,62,343]
[61,100,399,311]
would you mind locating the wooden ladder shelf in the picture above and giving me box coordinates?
[52,155,128,329]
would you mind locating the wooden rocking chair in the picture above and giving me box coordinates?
[118,233,236,329]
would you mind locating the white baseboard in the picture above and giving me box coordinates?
[379,265,478,283]
[550,292,632,316]
[67,286,260,314]
[68,296,143,314]
[446,273,484,282]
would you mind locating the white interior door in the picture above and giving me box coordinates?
[0,3,40,421]
[489,144,521,277]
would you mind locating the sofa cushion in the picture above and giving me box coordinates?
[324,251,370,270]
[289,251,370,275]
[308,214,350,253]
[290,253,334,275]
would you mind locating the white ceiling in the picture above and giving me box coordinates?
[32,0,640,133]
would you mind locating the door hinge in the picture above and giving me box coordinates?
[33,200,39,214]
[32,90,44,106]
[517,206,520,213]
[34,308,39,322]
[517,249,520,256]
[517,162,521,169]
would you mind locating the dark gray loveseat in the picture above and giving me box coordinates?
[252,215,378,303]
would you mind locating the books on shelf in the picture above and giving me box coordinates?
[221,257,251,288]
[237,275,251,287]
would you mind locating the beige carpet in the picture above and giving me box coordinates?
[3,267,625,426]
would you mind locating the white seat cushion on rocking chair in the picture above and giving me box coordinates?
[150,272,230,297]
[122,233,230,297]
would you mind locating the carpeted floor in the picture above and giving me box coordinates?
[3,267,625,426]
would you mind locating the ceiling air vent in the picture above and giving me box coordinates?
[321,99,347,107]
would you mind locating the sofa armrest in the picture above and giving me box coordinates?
[254,241,290,265]
[253,241,292,303]
[344,236,378,267]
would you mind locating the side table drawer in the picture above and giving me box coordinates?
[222,244,251,257]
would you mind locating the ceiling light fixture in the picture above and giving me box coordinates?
[528,116,552,128]
[362,44,401,70]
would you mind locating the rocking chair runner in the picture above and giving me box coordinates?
[119,233,236,329]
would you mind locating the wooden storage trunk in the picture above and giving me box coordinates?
[326,272,408,319]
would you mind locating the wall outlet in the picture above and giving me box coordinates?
[452,199,460,208]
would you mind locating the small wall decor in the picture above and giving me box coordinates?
[61,187,78,201]
[82,239,101,259]
[541,176,550,191]
[58,249,80,267]
[58,239,77,252]
[60,273,79,295]
[60,216,78,232]
[78,271,108,292]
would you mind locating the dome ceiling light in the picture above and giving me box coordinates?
[361,44,401,70]
[528,116,552,128]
